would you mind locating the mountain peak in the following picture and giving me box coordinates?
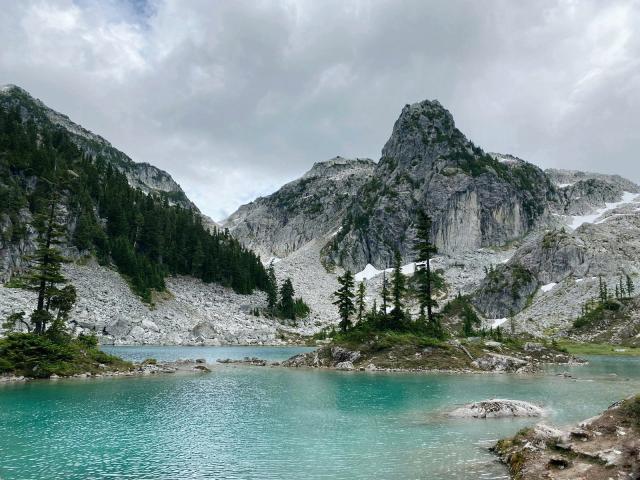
[380,98,469,171]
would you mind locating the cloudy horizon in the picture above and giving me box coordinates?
[1,0,639,220]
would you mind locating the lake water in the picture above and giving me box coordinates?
[2,347,640,480]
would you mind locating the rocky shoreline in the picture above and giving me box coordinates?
[493,395,640,479]
[0,358,211,384]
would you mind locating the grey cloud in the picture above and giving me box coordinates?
[1,0,639,220]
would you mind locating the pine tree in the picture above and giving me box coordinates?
[333,270,356,333]
[619,276,626,299]
[414,211,438,324]
[356,281,366,323]
[278,278,296,320]
[266,263,278,311]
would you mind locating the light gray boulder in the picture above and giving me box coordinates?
[448,399,545,419]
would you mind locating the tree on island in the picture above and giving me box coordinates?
[413,211,442,337]
[390,251,406,328]
[380,269,390,318]
[356,281,366,324]
[334,270,356,333]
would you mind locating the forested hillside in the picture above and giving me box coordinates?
[0,102,268,301]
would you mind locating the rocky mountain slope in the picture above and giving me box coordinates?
[0,85,302,345]
[224,156,375,260]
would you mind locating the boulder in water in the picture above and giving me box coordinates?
[448,399,545,419]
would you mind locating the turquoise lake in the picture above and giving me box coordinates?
[2,347,640,479]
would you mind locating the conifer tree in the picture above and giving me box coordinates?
[333,270,356,333]
[414,211,438,324]
[24,188,68,334]
[380,269,390,317]
[390,250,406,327]
[278,278,296,320]
[627,275,635,298]
[356,281,366,323]
[414,211,442,335]
[266,263,278,311]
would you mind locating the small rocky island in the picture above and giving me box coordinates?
[493,395,640,479]
[280,336,581,373]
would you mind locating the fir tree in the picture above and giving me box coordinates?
[356,281,366,323]
[23,189,68,334]
[380,269,390,317]
[333,270,356,333]
[627,275,635,298]
[390,250,406,327]
[266,263,278,311]
[413,211,440,334]
[278,278,296,320]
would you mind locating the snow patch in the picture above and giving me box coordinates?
[568,192,640,230]
[354,264,384,282]
[540,282,557,293]
[557,183,575,188]
[490,318,508,328]
[354,261,427,282]
[575,278,584,283]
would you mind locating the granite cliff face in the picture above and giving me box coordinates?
[324,101,554,270]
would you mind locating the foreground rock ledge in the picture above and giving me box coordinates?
[493,395,640,479]
[449,399,545,419]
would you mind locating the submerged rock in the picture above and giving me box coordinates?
[448,399,544,419]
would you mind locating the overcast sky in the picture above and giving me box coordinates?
[1,0,639,220]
